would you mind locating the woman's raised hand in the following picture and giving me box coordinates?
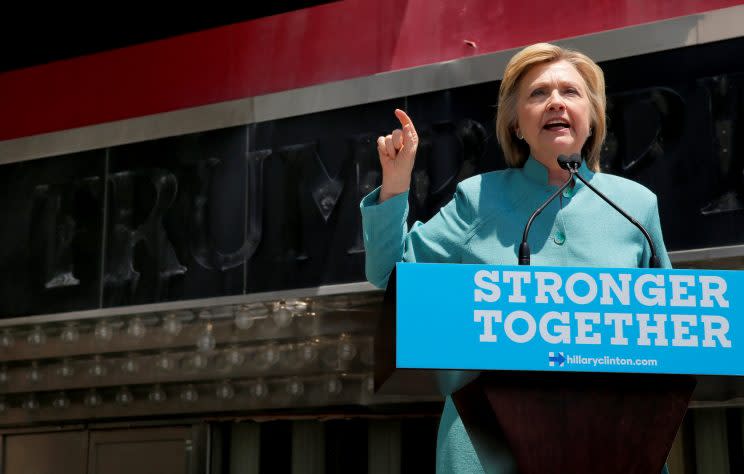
[377,109,419,203]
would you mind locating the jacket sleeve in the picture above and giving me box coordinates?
[360,184,474,288]
[641,194,672,269]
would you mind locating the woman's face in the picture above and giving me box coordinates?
[515,60,592,167]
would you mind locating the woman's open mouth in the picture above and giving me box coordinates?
[543,119,571,131]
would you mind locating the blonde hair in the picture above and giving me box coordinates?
[495,43,606,172]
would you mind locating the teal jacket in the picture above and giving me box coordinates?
[361,157,672,474]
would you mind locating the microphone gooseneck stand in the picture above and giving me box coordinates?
[518,171,574,266]
[519,154,662,268]
[561,153,661,268]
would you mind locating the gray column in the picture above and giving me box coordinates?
[292,421,325,474]
[694,408,730,474]
[368,420,401,474]
[229,422,260,474]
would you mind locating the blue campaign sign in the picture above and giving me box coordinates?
[395,262,744,376]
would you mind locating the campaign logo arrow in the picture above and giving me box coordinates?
[548,352,566,367]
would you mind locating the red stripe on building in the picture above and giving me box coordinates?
[0,0,741,141]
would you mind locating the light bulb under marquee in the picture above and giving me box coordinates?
[162,313,183,336]
[121,355,139,374]
[22,394,39,411]
[94,320,114,341]
[57,359,75,378]
[84,389,102,407]
[27,325,46,345]
[234,303,268,330]
[28,361,43,383]
[216,381,235,400]
[188,353,210,371]
[127,317,147,339]
[300,342,318,363]
[250,380,269,399]
[271,306,293,328]
[89,356,108,377]
[234,313,255,330]
[272,299,308,328]
[149,385,167,403]
[0,329,15,348]
[196,323,216,352]
[156,352,177,371]
[52,392,70,409]
[256,344,281,369]
[180,385,199,403]
[224,346,245,367]
[116,387,133,405]
[286,377,304,397]
[337,336,357,362]
[325,377,343,395]
[60,323,80,343]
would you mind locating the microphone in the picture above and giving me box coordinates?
[557,153,580,171]
[560,153,662,268]
[518,164,575,265]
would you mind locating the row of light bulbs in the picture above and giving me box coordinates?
[0,336,371,389]
[0,300,314,349]
[0,374,376,414]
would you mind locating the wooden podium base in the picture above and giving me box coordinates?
[452,372,695,474]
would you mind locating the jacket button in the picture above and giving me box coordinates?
[562,187,574,198]
[554,231,566,245]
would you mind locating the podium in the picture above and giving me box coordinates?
[375,263,744,474]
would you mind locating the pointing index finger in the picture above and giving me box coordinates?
[394,109,415,130]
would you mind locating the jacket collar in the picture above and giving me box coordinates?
[521,154,594,188]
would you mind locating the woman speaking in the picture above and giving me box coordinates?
[360,43,672,473]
